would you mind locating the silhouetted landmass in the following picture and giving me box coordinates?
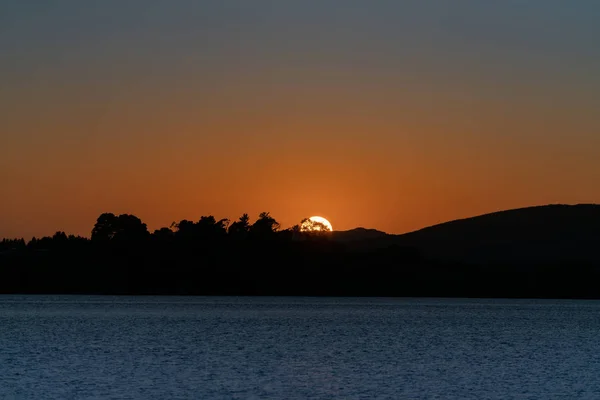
[331,227,389,242]
[393,204,600,265]
[1,204,600,298]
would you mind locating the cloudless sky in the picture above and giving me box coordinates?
[2,1,600,238]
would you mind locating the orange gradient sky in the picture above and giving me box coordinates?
[2,1,600,239]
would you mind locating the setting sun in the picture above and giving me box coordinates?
[300,216,333,232]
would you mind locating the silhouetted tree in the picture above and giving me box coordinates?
[30,236,54,250]
[91,213,149,242]
[53,231,68,242]
[27,237,38,249]
[173,219,195,241]
[153,227,175,241]
[0,238,26,251]
[250,212,280,238]
[228,213,251,239]
[197,216,229,239]
[49,231,69,250]
[91,213,118,241]
[300,218,332,239]
[115,214,149,242]
[173,216,229,243]
[300,218,330,232]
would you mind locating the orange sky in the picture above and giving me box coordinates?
[2,2,600,239]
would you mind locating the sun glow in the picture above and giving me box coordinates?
[300,216,333,232]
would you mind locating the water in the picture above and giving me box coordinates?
[1,296,600,399]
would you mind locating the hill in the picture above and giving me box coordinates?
[331,227,389,242]
[392,204,600,265]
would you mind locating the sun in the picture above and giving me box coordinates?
[300,216,333,232]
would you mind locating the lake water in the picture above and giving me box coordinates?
[1,296,600,399]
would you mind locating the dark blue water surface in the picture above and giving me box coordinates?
[1,296,600,399]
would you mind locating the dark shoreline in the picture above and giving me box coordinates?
[2,250,599,299]
[3,205,600,299]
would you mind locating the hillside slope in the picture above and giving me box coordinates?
[331,227,388,242]
[393,204,600,265]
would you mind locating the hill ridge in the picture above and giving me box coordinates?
[403,203,600,236]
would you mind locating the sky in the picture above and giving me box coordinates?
[2,0,600,239]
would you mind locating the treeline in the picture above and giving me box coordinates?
[2,212,600,298]
[0,212,317,252]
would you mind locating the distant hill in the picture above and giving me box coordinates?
[331,227,389,242]
[392,204,600,265]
